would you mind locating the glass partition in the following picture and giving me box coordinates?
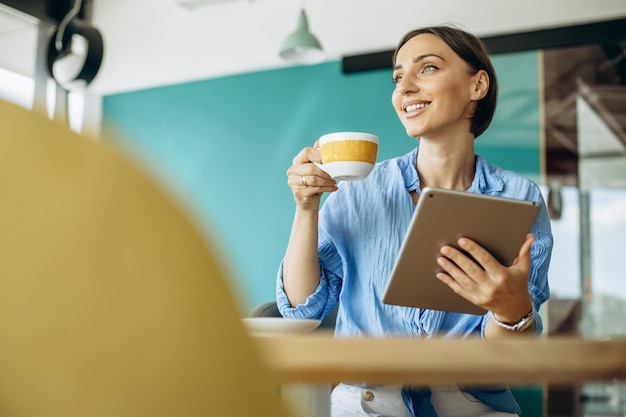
[543,36,626,417]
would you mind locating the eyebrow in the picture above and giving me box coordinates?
[393,53,444,71]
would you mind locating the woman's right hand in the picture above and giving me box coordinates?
[286,142,338,211]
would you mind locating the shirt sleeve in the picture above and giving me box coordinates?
[275,228,343,320]
[525,198,554,334]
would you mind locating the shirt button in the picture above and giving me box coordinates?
[363,390,375,401]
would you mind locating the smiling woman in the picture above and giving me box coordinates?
[277,25,553,417]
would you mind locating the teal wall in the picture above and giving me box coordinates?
[102,51,540,313]
[484,51,542,182]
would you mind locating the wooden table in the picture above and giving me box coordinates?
[254,334,626,385]
[252,335,626,417]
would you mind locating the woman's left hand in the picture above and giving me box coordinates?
[436,234,535,324]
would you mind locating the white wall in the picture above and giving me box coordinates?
[88,0,626,94]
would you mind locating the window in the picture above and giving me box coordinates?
[0,67,84,133]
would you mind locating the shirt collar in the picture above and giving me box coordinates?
[398,147,505,195]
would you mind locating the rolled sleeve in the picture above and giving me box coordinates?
[275,230,343,320]
[276,260,329,319]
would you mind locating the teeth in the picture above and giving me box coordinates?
[405,103,428,112]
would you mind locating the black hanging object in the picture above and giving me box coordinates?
[46,16,104,90]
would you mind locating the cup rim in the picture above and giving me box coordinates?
[319,132,379,144]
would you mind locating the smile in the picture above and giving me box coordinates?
[405,102,429,112]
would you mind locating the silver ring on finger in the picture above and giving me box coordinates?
[301,175,308,187]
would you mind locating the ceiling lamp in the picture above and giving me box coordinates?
[279,9,325,65]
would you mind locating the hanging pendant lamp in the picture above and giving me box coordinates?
[279,9,325,65]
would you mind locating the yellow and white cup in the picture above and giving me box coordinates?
[317,132,379,181]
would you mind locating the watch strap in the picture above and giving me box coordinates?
[492,309,535,332]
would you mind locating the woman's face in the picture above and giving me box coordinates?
[391,33,483,140]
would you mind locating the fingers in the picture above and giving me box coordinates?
[456,238,496,271]
[436,244,484,303]
[437,235,536,313]
[436,254,478,299]
[292,145,321,166]
[438,240,488,279]
[286,169,335,188]
[436,237,506,307]
[286,146,337,206]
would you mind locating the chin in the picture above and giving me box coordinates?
[404,127,423,139]
[401,120,425,138]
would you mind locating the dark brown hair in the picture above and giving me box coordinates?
[393,26,498,138]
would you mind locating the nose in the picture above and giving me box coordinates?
[396,72,418,95]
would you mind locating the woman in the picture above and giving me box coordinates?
[276,25,553,416]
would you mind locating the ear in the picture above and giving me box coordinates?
[471,70,489,100]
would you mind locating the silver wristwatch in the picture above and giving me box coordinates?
[492,309,535,332]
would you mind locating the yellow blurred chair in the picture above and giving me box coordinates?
[0,100,292,417]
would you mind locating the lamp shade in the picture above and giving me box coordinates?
[279,9,324,65]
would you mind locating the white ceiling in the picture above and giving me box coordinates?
[1,0,626,95]
[0,5,39,76]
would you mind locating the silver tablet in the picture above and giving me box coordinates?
[382,187,540,315]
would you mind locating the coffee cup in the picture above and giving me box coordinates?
[316,132,379,181]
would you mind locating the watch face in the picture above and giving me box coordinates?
[517,312,536,332]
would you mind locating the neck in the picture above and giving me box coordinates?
[416,142,475,191]
[417,169,473,191]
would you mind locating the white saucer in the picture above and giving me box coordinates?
[242,317,321,337]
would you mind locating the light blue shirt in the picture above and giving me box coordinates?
[276,147,553,415]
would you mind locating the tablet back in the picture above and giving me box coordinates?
[382,187,540,315]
